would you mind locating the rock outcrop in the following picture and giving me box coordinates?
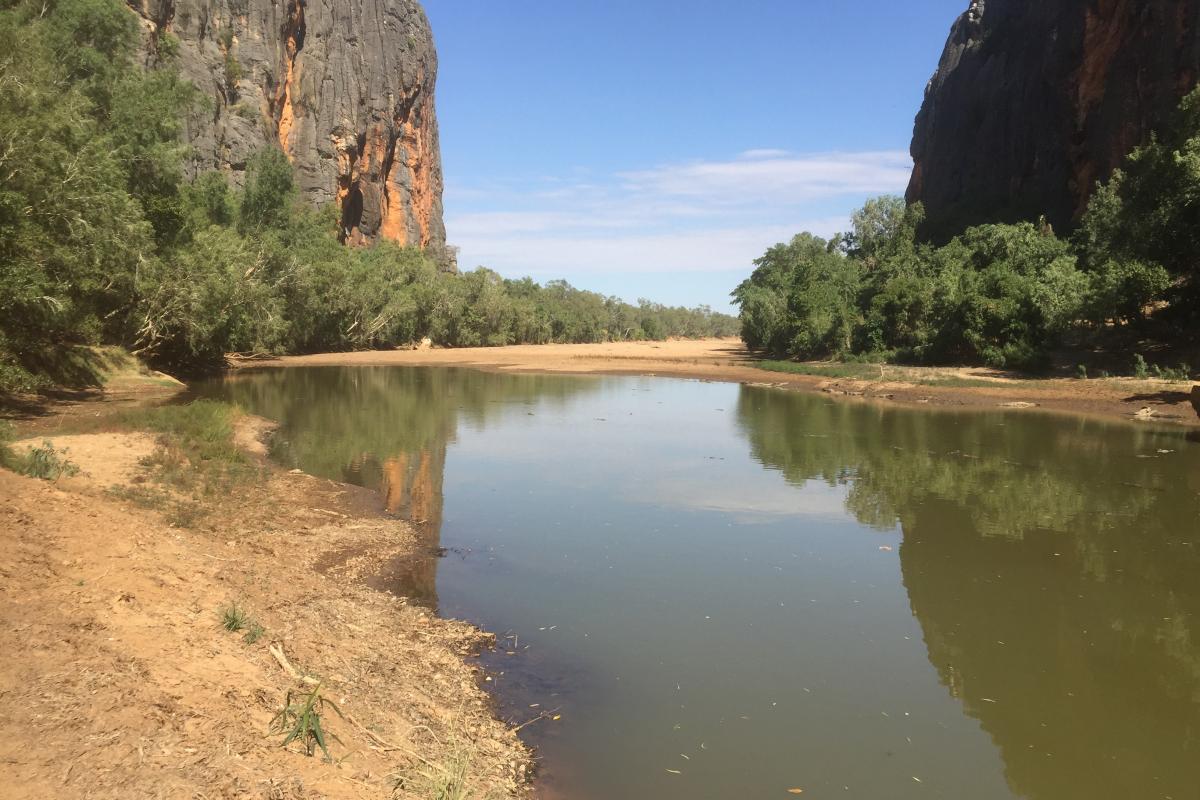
[128,0,449,259]
[908,0,1200,240]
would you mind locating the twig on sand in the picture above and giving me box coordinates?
[268,643,319,686]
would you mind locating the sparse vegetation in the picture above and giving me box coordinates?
[223,52,242,96]
[1150,363,1192,382]
[105,484,172,511]
[220,602,250,632]
[4,440,82,481]
[270,683,344,761]
[242,621,266,644]
[128,400,260,497]
[220,603,264,643]
[394,739,498,800]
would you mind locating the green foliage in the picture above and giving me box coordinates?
[1133,354,1150,380]
[735,200,1087,369]
[220,602,250,632]
[219,602,263,641]
[733,233,860,358]
[1150,363,1191,382]
[739,87,1200,367]
[0,0,190,387]
[0,0,738,390]
[6,440,82,481]
[939,223,1086,368]
[238,147,297,233]
[1077,86,1200,320]
[134,400,241,460]
[271,684,344,761]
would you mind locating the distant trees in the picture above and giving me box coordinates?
[734,87,1200,370]
[0,0,737,393]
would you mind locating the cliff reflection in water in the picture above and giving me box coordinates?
[209,366,600,606]
[736,385,1200,800]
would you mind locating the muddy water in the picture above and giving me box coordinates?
[201,366,1200,800]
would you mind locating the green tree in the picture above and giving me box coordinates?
[239,147,297,233]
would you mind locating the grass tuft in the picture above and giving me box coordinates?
[393,739,502,800]
[220,602,250,632]
[242,621,265,644]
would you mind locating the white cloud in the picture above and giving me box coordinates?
[618,150,912,204]
[444,148,912,281]
[739,148,793,160]
[454,219,850,275]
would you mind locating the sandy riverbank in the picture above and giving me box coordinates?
[0,410,531,799]
[248,338,1200,428]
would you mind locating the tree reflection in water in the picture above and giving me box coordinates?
[736,385,1200,800]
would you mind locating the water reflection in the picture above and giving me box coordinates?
[205,366,601,606]
[199,368,1200,799]
[736,386,1200,800]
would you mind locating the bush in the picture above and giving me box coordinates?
[3,440,82,481]
[734,205,1087,369]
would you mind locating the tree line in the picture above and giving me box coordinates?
[0,0,737,393]
[734,89,1200,372]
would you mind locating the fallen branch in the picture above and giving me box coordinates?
[268,643,319,686]
[513,706,561,733]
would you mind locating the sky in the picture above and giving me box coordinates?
[422,0,968,313]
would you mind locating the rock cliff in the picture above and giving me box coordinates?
[908,0,1200,240]
[128,0,448,258]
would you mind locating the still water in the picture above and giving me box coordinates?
[201,366,1200,800]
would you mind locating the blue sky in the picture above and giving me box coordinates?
[422,1,967,312]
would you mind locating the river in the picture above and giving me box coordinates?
[199,365,1200,800]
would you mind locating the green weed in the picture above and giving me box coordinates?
[270,684,344,760]
[1133,354,1150,379]
[1151,363,1192,382]
[10,440,81,481]
[127,400,261,493]
[242,621,266,644]
[220,602,250,632]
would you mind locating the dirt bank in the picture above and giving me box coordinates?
[248,339,1200,428]
[0,414,531,799]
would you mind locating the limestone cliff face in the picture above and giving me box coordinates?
[128,0,449,258]
[908,0,1200,240]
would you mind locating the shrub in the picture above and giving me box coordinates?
[8,440,82,481]
[1133,354,1149,380]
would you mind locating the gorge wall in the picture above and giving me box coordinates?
[128,0,449,260]
[908,0,1200,240]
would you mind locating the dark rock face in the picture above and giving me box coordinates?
[128,0,448,258]
[908,0,1200,240]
